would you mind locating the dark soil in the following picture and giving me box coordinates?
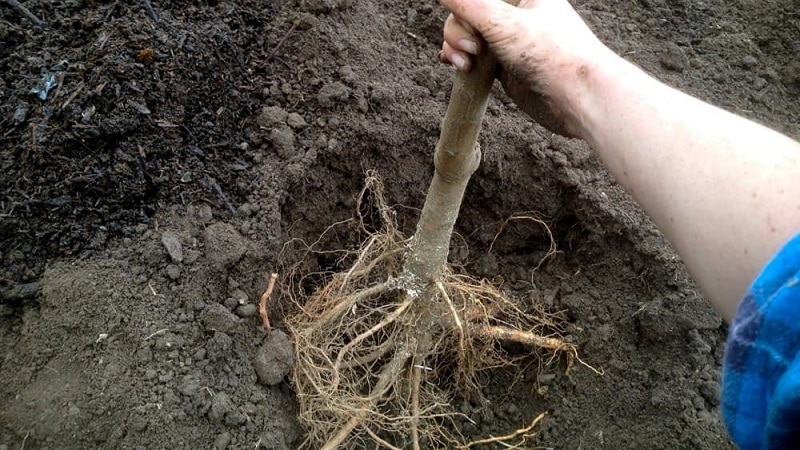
[1,0,798,448]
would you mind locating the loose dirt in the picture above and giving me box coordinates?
[2,0,798,448]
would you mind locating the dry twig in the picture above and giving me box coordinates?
[265,22,298,64]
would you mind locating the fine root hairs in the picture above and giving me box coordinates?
[285,176,584,449]
[489,213,559,271]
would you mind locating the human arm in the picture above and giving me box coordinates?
[440,0,800,321]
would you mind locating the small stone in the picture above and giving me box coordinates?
[659,42,688,73]
[143,369,157,380]
[231,289,248,305]
[129,415,148,432]
[224,410,246,426]
[207,331,234,361]
[165,264,181,280]
[257,105,287,129]
[314,135,328,149]
[203,222,248,269]
[199,303,240,333]
[300,0,352,14]
[369,84,394,107]
[213,432,231,450]
[317,81,350,106]
[224,297,239,310]
[238,203,253,216]
[12,105,28,124]
[193,348,207,361]
[161,231,183,263]
[327,138,340,152]
[294,12,319,30]
[178,375,200,397]
[406,8,417,26]
[699,380,720,406]
[536,373,556,385]
[153,333,185,351]
[158,371,174,383]
[235,304,258,318]
[253,330,294,385]
[208,392,233,423]
[269,126,296,158]
[338,65,358,84]
[286,112,307,129]
[741,55,758,68]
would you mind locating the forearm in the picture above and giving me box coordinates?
[570,52,800,321]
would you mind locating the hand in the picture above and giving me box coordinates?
[440,0,613,137]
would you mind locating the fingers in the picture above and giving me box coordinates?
[440,41,472,72]
[444,14,480,55]
[439,0,514,36]
[441,13,482,72]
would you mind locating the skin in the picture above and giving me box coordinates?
[440,0,800,322]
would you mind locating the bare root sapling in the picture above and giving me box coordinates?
[285,17,591,449]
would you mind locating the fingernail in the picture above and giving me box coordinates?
[459,39,478,55]
[451,52,467,71]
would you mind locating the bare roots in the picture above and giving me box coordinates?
[286,177,581,449]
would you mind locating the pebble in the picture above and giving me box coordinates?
[269,126,296,158]
[659,42,688,73]
[165,264,181,280]
[199,303,240,333]
[213,432,231,450]
[12,105,28,124]
[178,375,200,397]
[207,331,234,360]
[209,392,233,423]
[741,54,758,68]
[224,296,239,310]
[153,333,184,351]
[406,8,417,26]
[699,380,720,406]
[193,348,207,361]
[253,330,294,385]
[286,112,307,129]
[369,83,394,107]
[161,231,183,263]
[317,81,350,106]
[156,373,172,385]
[203,222,248,269]
[235,304,257,318]
[338,65,358,83]
[257,105,288,129]
[224,410,246,426]
[230,289,248,305]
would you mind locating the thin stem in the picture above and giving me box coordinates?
[404,50,499,283]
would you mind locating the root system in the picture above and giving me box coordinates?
[286,176,583,449]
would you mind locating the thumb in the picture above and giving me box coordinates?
[439,0,517,36]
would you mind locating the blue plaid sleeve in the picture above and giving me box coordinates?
[722,233,800,450]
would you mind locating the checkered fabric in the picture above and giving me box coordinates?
[722,233,800,449]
